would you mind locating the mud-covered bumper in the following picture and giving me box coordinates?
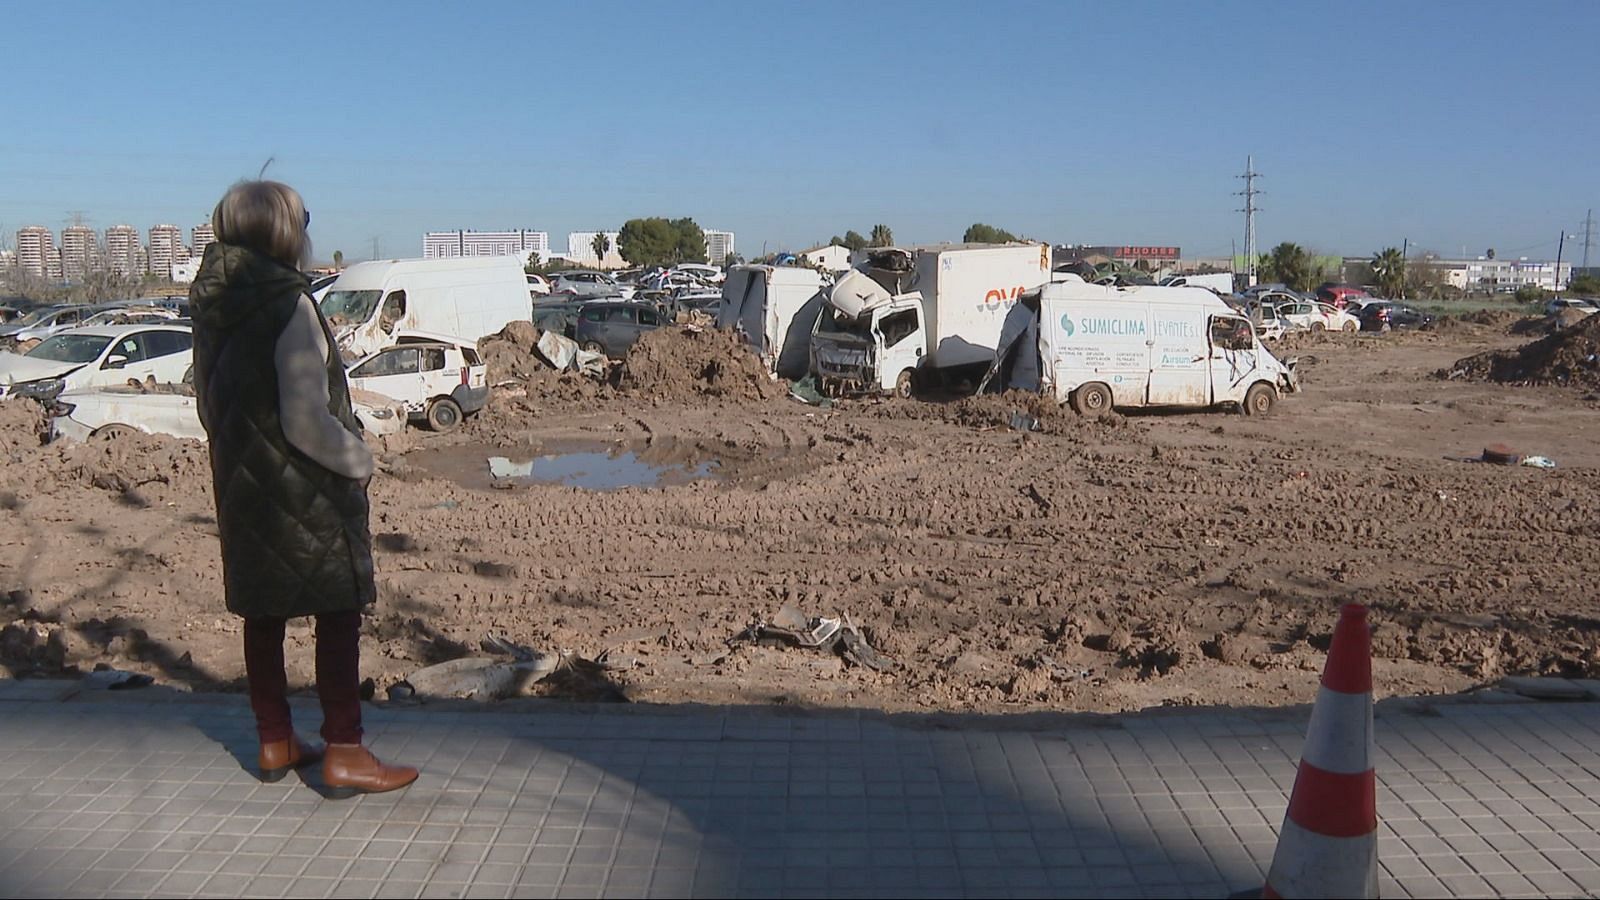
[1281,360,1300,393]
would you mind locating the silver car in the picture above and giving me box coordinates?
[550,270,634,300]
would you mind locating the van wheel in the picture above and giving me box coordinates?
[425,398,463,432]
[1243,383,1276,416]
[1070,382,1113,416]
[894,370,915,399]
[581,341,605,356]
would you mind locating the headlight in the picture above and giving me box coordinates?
[366,407,395,420]
[13,377,66,400]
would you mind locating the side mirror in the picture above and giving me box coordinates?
[104,355,129,370]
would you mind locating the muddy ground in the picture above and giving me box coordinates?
[3,316,1599,715]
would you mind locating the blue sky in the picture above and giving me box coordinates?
[3,0,1597,264]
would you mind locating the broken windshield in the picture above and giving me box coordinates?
[319,289,382,327]
[816,306,872,340]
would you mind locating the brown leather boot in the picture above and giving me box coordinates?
[321,744,418,799]
[257,735,324,783]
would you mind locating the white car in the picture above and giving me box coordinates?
[526,273,552,296]
[1546,297,1598,317]
[80,307,184,328]
[0,324,193,402]
[674,263,724,285]
[1278,300,1360,333]
[50,377,405,443]
[345,333,489,432]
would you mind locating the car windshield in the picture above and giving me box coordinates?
[320,290,382,326]
[26,333,112,363]
[9,308,59,327]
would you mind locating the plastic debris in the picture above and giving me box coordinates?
[1520,455,1556,469]
[731,604,894,671]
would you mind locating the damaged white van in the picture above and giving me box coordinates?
[988,278,1298,415]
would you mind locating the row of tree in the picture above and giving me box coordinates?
[1256,242,1456,299]
[825,225,894,252]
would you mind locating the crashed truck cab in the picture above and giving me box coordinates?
[811,263,926,398]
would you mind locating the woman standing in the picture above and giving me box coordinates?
[189,180,416,798]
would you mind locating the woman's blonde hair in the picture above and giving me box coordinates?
[211,180,310,267]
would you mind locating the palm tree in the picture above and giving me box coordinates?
[591,233,612,269]
[868,224,893,248]
[332,250,344,270]
[1371,247,1406,299]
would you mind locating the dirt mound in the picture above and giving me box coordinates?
[0,399,48,458]
[1422,307,1529,335]
[477,321,549,384]
[1273,330,1382,353]
[1509,308,1591,336]
[1447,311,1600,388]
[620,325,783,403]
[866,391,1140,439]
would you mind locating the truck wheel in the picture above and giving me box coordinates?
[1070,382,1113,416]
[425,398,463,432]
[894,370,915,399]
[90,424,136,442]
[1342,320,1358,332]
[1243,383,1276,416]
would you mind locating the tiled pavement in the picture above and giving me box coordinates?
[1,680,1599,898]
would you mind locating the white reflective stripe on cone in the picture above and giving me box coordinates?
[1299,686,1375,776]
[1266,816,1379,899]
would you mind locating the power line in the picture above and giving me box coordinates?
[1235,156,1261,286]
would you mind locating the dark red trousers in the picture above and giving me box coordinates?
[243,610,363,745]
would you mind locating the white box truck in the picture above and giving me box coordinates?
[810,243,1051,397]
[988,277,1297,414]
[318,256,531,360]
[715,265,826,380]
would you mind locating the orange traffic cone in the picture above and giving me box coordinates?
[1262,603,1378,899]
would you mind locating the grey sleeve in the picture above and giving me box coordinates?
[274,295,375,481]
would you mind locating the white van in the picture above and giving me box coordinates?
[715,265,825,379]
[991,278,1297,415]
[319,256,530,359]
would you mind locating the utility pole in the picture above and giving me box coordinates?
[1554,231,1566,296]
[1581,208,1595,271]
[1235,156,1261,287]
[370,236,381,261]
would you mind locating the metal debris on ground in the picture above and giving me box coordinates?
[731,604,894,671]
[399,634,561,700]
[1008,410,1041,432]
[81,666,154,690]
[788,374,833,408]
[1520,455,1556,468]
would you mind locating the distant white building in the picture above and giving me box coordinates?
[191,223,216,262]
[169,259,202,284]
[1436,256,1571,292]
[147,224,187,281]
[704,230,735,265]
[423,230,550,262]
[59,225,100,282]
[105,225,142,276]
[566,231,624,269]
[16,226,57,279]
[799,243,851,272]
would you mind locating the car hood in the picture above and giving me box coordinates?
[0,352,80,385]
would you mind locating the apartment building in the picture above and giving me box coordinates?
[191,223,216,262]
[704,230,735,265]
[15,226,59,279]
[105,225,142,277]
[423,229,549,263]
[566,231,624,268]
[59,225,100,282]
[148,224,188,280]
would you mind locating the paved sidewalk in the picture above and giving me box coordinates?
[1,680,1599,899]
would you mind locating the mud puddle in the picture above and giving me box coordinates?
[408,439,724,491]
